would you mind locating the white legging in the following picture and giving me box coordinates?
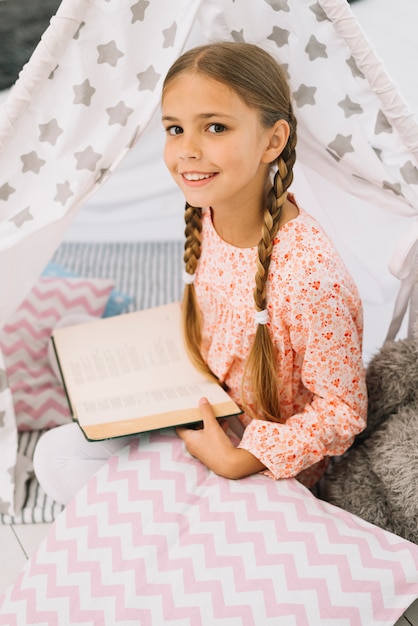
[34,415,245,506]
[33,423,137,506]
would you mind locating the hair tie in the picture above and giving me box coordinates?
[255,309,269,325]
[182,270,196,285]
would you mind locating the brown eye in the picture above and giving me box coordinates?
[167,126,183,135]
[208,123,226,134]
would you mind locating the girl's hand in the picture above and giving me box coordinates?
[176,397,265,479]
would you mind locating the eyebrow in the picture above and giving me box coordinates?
[161,112,236,122]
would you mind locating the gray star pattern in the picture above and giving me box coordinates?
[264,0,290,11]
[401,161,418,185]
[0,183,15,201]
[73,21,86,40]
[375,110,392,134]
[231,29,245,43]
[73,79,96,106]
[96,168,112,184]
[55,181,74,205]
[163,22,177,48]
[137,65,161,91]
[106,101,134,126]
[383,181,402,196]
[97,41,124,67]
[74,146,102,171]
[372,146,383,160]
[346,56,365,79]
[39,119,63,145]
[49,65,58,80]
[131,0,150,23]
[0,369,7,393]
[267,26,290,48]
[338,95,363,118]
[327,134,354,159]
[309,2,329,21]
[9,207,34,228]
[293,84,317,107]
[21,151,46,174]
[305,35,327,61]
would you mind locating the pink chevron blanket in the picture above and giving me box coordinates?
[1,430,418,625]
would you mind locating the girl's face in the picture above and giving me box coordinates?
[162,72,284,219]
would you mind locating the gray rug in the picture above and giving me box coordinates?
[0,0,61,90]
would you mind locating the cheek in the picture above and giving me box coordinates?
[225,149,256,177]
[163,143,171,170]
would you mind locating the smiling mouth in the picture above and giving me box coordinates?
[182,172,216,181]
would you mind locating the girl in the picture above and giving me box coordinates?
[34,42,367,505]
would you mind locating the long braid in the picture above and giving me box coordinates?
[183,202,202,274]
[182,203,214,378]
[243,112,297,423]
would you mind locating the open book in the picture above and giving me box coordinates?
[52,301,241,441]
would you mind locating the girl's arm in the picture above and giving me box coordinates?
[178,284,367,482]
[237,274,367,484]
[177,397,266,479]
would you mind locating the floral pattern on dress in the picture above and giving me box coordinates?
[194,200,367,486]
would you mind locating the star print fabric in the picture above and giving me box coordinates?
[194,204,367,486]
[1,0,418,327]
[0,0,201,327]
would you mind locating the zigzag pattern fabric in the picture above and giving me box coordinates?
[0,276,114,431]
[1,431,418,624]
[0,241,183,523]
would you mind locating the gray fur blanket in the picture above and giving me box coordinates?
[323,338,418,544]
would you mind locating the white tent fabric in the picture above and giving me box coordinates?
[2,0,418,340]
[1,0,418,514]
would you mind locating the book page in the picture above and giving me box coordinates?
[53,302,241,438]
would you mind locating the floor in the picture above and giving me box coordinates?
[1,0,418,618]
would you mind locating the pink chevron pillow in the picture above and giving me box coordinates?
[0,277,115,431]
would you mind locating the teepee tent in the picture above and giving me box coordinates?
[1,0,418,514]
[4,5,418,624]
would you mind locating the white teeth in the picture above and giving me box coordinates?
[183,173,212,181]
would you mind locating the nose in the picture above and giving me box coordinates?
[178,132,201,160]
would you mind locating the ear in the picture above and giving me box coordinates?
[262,120,290,164]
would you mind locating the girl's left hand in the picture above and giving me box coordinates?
[176,397,265,479]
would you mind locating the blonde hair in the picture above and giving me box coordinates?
[163,42,297,422]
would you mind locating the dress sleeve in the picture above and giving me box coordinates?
[238,266,367,482]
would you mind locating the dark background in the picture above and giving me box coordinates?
[0,0,61,90]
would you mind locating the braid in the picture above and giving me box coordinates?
[253,171,284,312]
[182,203,215,378]
[280,108,297,191]
[243,111,297,423]
[183,202,202,275]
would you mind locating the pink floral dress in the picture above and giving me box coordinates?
[194,200,367,487]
